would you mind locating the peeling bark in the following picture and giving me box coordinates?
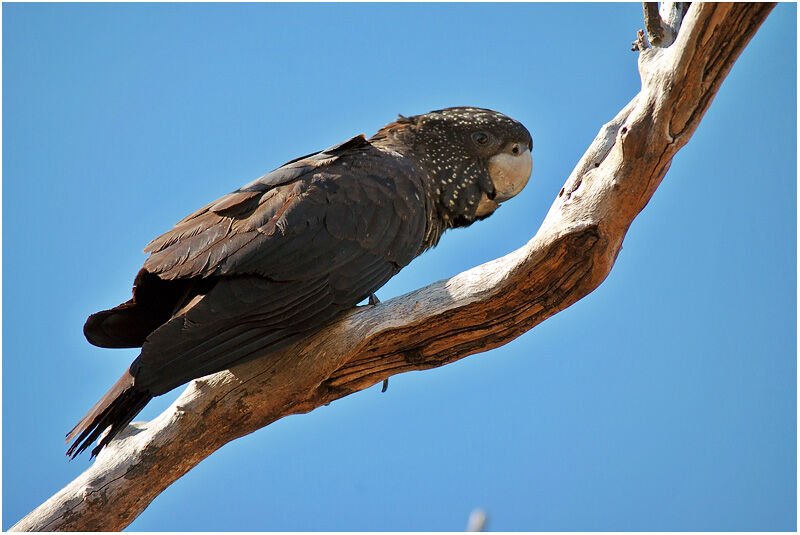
[10,3,776,531]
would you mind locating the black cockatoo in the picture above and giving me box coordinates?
[68,107,533,458]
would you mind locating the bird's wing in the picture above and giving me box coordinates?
[141,135,424,280]
[133,275,363,394]
[129,136,428,394]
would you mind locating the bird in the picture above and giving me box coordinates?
[67,106,533,458]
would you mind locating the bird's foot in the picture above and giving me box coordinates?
[381,378,389,392]
[369,293,381,306]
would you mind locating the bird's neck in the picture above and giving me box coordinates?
[368,134,452,252]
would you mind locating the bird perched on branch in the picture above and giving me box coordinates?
[67,107,533,458]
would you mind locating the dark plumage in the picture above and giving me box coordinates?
[68,107,533,458]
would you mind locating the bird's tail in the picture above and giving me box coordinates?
[66,370,152,459]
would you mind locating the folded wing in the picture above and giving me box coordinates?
[91,135,428,395]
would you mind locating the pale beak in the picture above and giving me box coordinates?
[475,147,532,216]
[489,147,532,202]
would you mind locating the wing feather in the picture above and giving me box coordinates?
[135,276,339,394]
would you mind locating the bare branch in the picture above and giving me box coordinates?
[660,2,692,46]
[643,2,691,47]
[643,3,666,46]
[10,3,776,531]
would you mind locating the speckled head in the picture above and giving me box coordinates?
[376,107,533,227]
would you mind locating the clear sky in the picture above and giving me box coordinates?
[3,3,795,531]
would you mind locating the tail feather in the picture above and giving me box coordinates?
[84,300,161,349]
[66,371,152,459]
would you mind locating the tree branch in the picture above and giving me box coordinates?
[643,2,691,47]
[11,3,775,531]
[643,3,666,46]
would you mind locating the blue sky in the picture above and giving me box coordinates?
[3,3,795,531]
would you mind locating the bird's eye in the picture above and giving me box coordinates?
[472,132,489,145]
[511,144,521,155]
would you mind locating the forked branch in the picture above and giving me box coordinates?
[11,3,775,531]
[643,2,691,47]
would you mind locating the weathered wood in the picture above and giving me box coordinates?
[643,3,666,46]
[10,3,775,531]
[643,2,691,47]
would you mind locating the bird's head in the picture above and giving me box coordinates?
[374,106,533,227]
